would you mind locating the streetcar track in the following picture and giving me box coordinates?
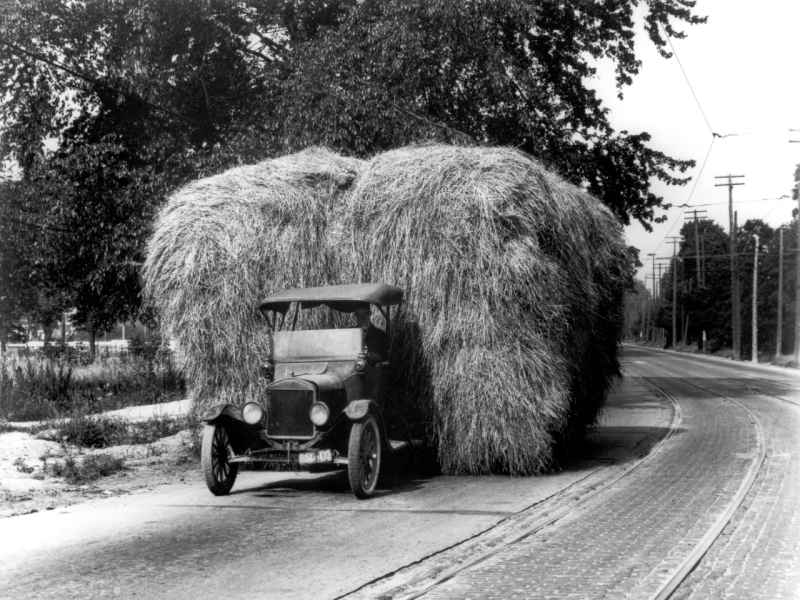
[628,359,768,600]
[747,389,800,408]
[676,362,800,407]
[623,346,799,404]
[345,354,774,600]
[339,372,683,600]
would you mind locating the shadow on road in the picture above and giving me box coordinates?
[226,448,435,499]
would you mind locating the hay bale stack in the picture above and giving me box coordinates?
[144,143,627,476]
[342,145,628,475]
[144,148,364,407]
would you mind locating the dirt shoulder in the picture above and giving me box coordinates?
[0,400,200,519]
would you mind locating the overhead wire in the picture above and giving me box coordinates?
[678,194,790,208]
[759,196,792,222]
[643,135,715,277]
[642,22,719,284]
[661,22,714,136]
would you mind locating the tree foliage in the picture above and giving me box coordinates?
[0,0,278,350]
[0,0,709,351]
[272,0,704,227]
[651,216,797,355]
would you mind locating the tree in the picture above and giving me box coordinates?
[1,0,709,359]
[0,0,286,356]
[0,182,28,349]
[734,220,775,357]
[768,216,798,356]
[654,216,798,357]
[656,219,731,350]
[624,278,650,339]
[270,0,705,229]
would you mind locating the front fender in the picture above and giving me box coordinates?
[344,400,397,452]
[200,403,244,424]
[344,399,374,420]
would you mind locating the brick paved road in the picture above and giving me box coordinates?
[669,367,800,599]
[417,347,798,600]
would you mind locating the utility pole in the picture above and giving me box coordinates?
[752,234,759,364]
[776,229,784,359]
[645,278,656,342]
[648,253,656,299]
[648,253,656,343]
[641,299,647,342]
[685,210,708,287]
[734,211,741,358]
[668,237,682,347]
[795,172,800,363]
[657,259,670,347]
[716,174,745,360]
[700,230,707,286]
[788,133,799,363]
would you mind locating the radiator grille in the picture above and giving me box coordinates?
[267,389,314,437]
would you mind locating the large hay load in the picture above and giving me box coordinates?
[145,144,628,476]
[341,145,628,475]
[144,148,364,407]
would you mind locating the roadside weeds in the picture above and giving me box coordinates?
[1,410,202,518]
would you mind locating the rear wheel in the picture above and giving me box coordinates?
[348,415,381,499]
[201,423,239,496]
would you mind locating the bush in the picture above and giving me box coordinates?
[41,342,92,366]
[55,412,187,448]
[0,351,186,422]
[58,413,127,448]
[127,331,164,361]
[0,357,72,421]
[48,453,126,483]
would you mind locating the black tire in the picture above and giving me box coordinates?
[201,423,239,496]
[348,415,381,499]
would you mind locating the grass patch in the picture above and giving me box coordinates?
[48,453,127,484]
[55,412,188,448]
[0,349,185,422]
[13,456,35,474]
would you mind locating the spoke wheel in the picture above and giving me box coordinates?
[348,415,381,499]
[201,423,239,496]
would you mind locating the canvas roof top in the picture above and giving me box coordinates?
[259,283,403,314]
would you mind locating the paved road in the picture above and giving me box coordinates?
[413,347,800,600]
[0,347,797,600]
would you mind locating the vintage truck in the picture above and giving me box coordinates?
[200,283,409,498]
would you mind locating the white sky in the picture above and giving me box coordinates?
[590,0,800,288]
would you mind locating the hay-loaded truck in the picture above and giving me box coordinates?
[199,283,409,499]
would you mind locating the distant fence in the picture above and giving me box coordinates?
[5,341,130,363]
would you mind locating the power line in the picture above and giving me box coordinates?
[642,136,715,275]
[657,250,798,260]
[660,21,713,135]
[677,195,790,208]
[760,198,792,222]
[682,136,715,207]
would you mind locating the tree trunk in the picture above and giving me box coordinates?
[88,322,96,363]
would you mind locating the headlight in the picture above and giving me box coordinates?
[309,402,329,426]
[242,402,264,425]
[354,358,367,372]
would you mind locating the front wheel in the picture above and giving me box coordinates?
[201,423,239,496]
[348,415,381,499]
